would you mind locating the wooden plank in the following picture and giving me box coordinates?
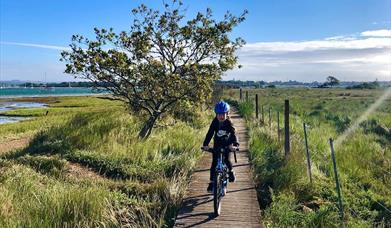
[174,109,263,228]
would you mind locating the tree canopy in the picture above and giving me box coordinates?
[325,76,340,87]
[61,1,247,138]
[318,76,340,88]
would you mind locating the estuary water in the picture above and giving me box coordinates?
[0,102,47,124]
[0,87,106,98]
[0,87,108,124]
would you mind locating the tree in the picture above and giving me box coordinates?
[326,76,340,87]
[61,1,247,139]
[346,81,380,89]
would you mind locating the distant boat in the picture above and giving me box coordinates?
[41,72,54,90]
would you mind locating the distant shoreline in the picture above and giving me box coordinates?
[0,93,110,102]
[0,92,108,98]
[0,87,109,99]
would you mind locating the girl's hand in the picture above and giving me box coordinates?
[229,144,239,151]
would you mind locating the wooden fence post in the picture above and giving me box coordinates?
[245,91,249,102]
[261,105,264,124]
[284,100,290,157]
[268,107,272,130]
[329,138,344,221]
[255,94,259,119]
[303,123,313,183]
[277,111,280,142]
[240,88,243,101]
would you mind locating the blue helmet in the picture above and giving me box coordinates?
[214,101,230,114]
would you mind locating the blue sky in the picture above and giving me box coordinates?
[1,0,390,82]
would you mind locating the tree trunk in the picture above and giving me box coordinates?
[138,113,159,139]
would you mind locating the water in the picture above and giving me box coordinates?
[0,87,107,98]
[0,102,47,112]
[0,87,108,124]
[0,116,31,124]
[0,102,47,124]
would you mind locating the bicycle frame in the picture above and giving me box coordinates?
[215,148,228,195]
[202,146,238,216]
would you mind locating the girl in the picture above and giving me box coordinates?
[202,101,239,192]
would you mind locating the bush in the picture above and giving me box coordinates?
[347,81,380,90]
[325,114,351,133]
[237,101,254,119]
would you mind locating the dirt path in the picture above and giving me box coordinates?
[174,109,263,227]
[66,162,105,180]
[0,136,104,180]
[0,136,32,155]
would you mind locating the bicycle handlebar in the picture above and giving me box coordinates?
[201,147,239,152]
[201,147,239,163]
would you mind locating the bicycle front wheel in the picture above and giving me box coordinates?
[213,172,222,216]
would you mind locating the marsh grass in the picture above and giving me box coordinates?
[232,88,391,227]
[0,163,118,227]
[0,96,210,227]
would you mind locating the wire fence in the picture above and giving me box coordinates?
[236,91,391,224]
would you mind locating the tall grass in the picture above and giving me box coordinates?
[0,96,211,227]
[0,162,118,227]
[233,88,390,227]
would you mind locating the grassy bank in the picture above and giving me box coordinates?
[228,88,390,227]
[0,96,211,227]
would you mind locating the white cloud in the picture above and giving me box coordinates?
[0,41,71,51]
[225,29,391,82]
[360,29,391,37]
[241,37,390,53]
[1,30,391,82]
[372,21,391,26]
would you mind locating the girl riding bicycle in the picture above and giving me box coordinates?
[202,101,239,192]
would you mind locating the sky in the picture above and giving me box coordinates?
[0,0,390,82]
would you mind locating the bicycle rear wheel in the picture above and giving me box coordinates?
[213,172,222,216]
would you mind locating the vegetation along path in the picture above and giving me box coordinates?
[174,109,263,228]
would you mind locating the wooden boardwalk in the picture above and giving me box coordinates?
[174,110,263,228]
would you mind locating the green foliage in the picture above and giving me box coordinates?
[0,96,209,227]
[326,76,340,87]
[0,165,117,227]
[347,81,380,90]
[224,98,239,108]
[232,88,391,227]
[319,76,340,88]
[237,101,254,119]
[15,155,68,177]
[325,113,352,133]
[266,84,276,88]
[360,119,391,142]
[60,0,247,138]
[248,127,283,209]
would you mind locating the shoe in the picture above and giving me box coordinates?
[228,171,236,182]
[207,182,213,192]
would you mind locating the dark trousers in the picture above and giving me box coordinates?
[210,149,233,181]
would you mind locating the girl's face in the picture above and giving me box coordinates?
[217,113,227,122]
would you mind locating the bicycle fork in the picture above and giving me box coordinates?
[216,154,228,196]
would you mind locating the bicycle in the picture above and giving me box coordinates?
[202,146,238,216]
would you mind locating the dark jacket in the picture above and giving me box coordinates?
[203,117,239,148]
